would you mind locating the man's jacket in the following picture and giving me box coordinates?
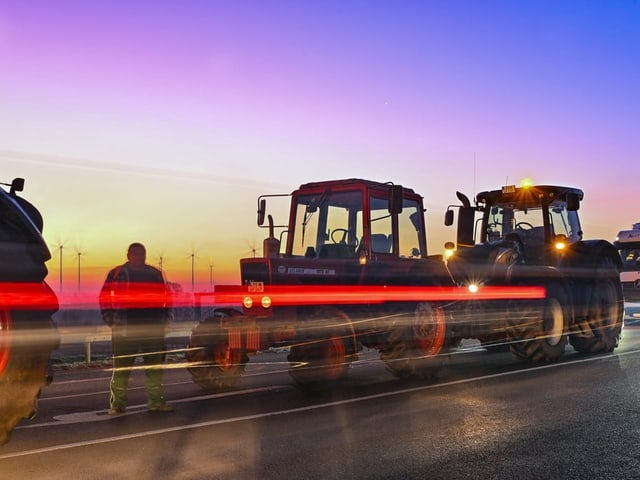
[99,263,171,327]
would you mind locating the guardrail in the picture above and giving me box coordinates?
[58,323,197,363]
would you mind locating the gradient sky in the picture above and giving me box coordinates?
[1,1,639,293]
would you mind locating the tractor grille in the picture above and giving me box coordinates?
[241,259,271,286]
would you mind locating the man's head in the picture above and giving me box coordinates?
[127,242,147,267]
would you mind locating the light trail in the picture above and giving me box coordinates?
[1,283,546,310]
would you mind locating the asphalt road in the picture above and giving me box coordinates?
[1,327,640,480]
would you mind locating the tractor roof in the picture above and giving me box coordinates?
[476,184,583,208]
[298,178,417,195]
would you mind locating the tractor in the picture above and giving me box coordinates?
[187,178,461,390]
[444,183,623,361]
[0,177,59,445]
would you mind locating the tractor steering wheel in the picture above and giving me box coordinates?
[331,229,358,247]
[515,221,534,230]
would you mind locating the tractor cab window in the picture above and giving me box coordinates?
[291,190,363,258]
[370,196,393,253]
[398,199,425,258]
[369,195,425,257]
[484,204,545,244]
[484,200,581,246]
[549,201,582,242]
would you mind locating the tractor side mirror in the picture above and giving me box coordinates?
[10,178,24,195]
[444,209,454,226]
[457,206,476,248]
[257,198,266,226]
[567,193,580,211]
[389,184,403,215]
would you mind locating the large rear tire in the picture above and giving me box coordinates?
[186,315,249,391]
[0,308,59,445]
[570,275,623,353]
[380,302,448,379]
[507,284,568,362]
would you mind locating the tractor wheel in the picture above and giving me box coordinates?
[0,309,59,445]
[186,317,249,391]
[570,275,623,354]
[507,283,568,362]
[380,302,448,380]
[288,307,355,391]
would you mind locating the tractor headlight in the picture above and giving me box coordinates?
[261,296,272,309]
[243,296,253,309]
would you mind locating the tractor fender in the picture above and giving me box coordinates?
[560,240,622,321]
[578,240,623,270]
[560,240,621,271]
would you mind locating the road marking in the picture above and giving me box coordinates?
[16,386,291,429]
[2,349,639,459]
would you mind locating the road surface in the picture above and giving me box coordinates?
[1,327,639,479]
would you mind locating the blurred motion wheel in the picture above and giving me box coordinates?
[186,315,248,391]
[507,283,568,362]
[570,276,623,353]
[288,307,355,391]
[380,302,447,379]
[0,309,58,445]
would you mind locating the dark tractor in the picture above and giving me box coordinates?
[0,178,59,445]
[444,183,623,361]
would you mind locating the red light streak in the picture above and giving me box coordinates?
[0,283,58,310]
[211,284,546,308]
[0,283,546,311]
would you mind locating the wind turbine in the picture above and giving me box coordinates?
[244,240,260,258]
[207,258,216,291]
[51,238,68,292]
[186,246,200,292]
[74,245,85,293]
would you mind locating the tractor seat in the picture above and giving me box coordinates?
[371,234,392,253]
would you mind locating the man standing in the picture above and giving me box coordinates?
[99,242,174,414]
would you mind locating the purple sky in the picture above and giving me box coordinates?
[1,1,639,288]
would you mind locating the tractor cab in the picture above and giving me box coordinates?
[242,179,438,292]
[257,179,428,263]
[446,184,584,267]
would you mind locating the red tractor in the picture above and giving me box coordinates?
[0,178,59,444]
[187,179,459,390]
[444,183,623,360]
